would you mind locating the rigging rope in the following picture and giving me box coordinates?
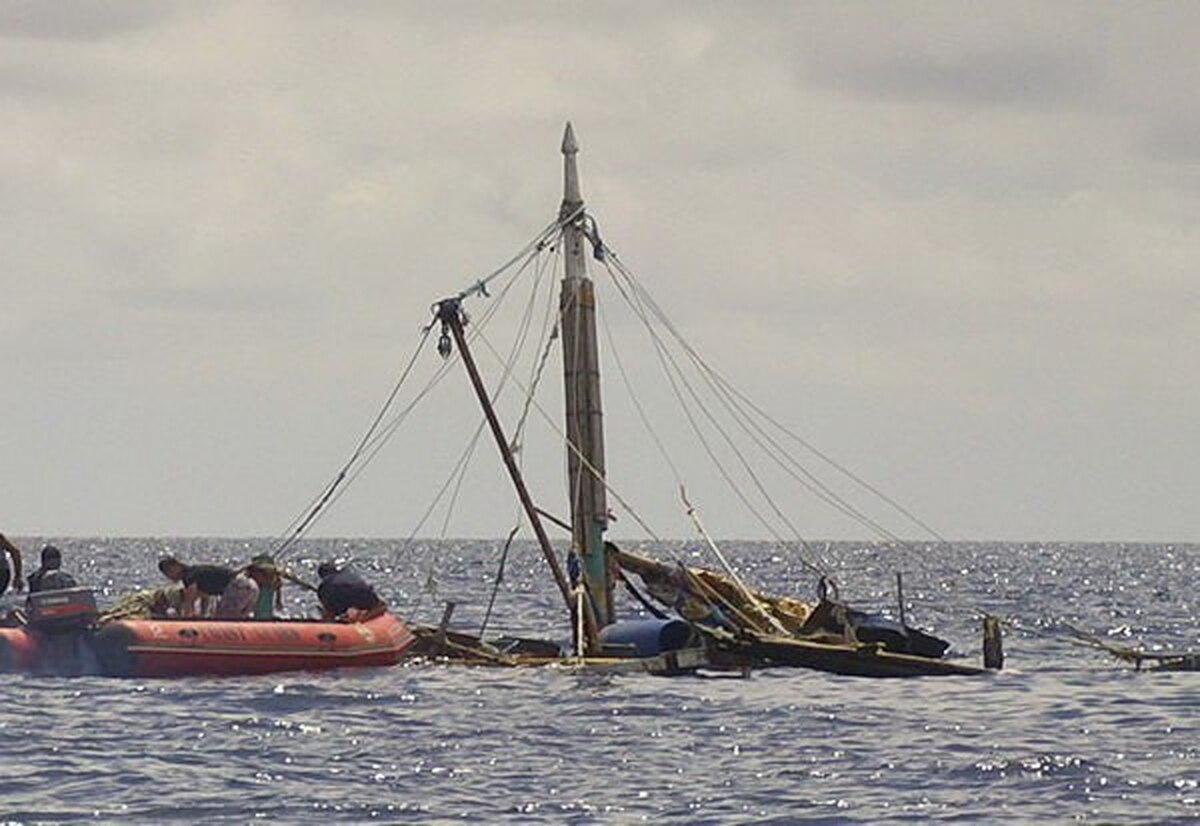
[455,205,582,302]
[681,487,792,636]
[600,257,829,576]
[511,247,561,455]
[435,244,550,539]
[275,216,567,560]
[403,236,560,616]
[606,246,952,548]
[409,247,562,609]
[476,249,563,636]
[406,418,488,619]
[597,300,686,490]
[479,524,520,638]
[617,568,669,620]
[472,327,665,544]
[606,254,899,549]
[273,324,434,559]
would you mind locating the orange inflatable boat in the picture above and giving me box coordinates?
[0,625,38,672]
[92,612,416,677]
[1,588,416,677]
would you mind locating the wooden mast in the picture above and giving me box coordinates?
[559,123,613,630]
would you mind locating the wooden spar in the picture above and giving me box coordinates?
[435,299,579,625]
[558,122,614,628]
[534,506,572,534]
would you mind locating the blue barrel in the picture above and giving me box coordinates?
[598,619,693,658]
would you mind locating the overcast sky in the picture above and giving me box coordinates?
[1,2,1196,542]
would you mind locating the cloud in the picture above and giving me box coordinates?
[1140,112,1200,164]
[108,284,303,315]
[0,1,179,40]
[0,4,1197,540]
[807,47,1097,108]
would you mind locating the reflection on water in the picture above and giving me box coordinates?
[0,539,1197,823]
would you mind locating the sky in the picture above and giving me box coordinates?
[1,2,1197,542]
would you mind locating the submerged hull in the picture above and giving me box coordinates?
[614,546,986,677]
[93,614,416,677]
[712,632,988,678]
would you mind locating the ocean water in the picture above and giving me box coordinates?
[1,538,1197,824]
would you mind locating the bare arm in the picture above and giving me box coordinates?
[0,534,24,591]
[180,583,199,617]
[361,601,387,622]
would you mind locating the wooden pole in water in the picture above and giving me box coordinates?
[983,615,1004,670]
[558,122,614,630]
[435,600,456,654]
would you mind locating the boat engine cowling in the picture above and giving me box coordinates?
[599,618,694,658]
[15,588,101,676]
[26,587,99,633]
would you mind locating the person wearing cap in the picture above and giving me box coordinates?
[215,557,278,620]
[316,561,386,622]
[27,545,78,593]
[0,533,25,596]
[249,554,283,620]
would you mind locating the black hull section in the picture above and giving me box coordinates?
[709,632,988,678]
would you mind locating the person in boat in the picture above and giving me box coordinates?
[316,561,386,622]
[248,554,283,620]
[27,545,79,593]
[169,559,236,618]
[158,555,187,584]
[214,556,279,620]
[0,533,25,596]
[245,556,284,619]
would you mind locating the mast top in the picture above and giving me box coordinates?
[560,122,582,212]
[561,121,579,156]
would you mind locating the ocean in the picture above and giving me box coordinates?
[0,538,1196,823]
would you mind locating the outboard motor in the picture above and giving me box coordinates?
[25,587,99,675]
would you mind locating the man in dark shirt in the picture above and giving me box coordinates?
[162,557,235,618]
[316,561,386,621]
[0,533,25,596]
[27,546,78,593]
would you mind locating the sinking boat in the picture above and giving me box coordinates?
[397,125,1000,677]
[610,546,990,677]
